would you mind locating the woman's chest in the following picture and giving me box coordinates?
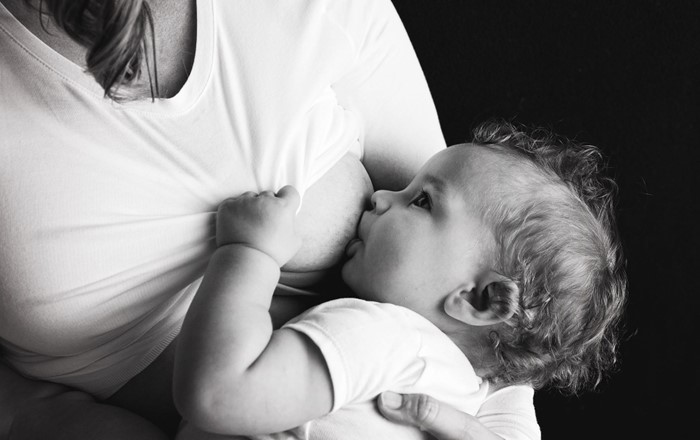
[0,110,371,288]
[285,152,373,278]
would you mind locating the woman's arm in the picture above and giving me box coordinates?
[328,3,541,439]
[173,188,334,436]
[330,0,447,191]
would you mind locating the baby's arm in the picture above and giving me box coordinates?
[173,187,333,436]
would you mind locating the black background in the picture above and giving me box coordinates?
[392,1,699,438]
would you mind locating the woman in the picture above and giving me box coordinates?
[0,1,539,439]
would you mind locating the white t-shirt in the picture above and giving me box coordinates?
[178,298,486,440]
[176,298,540,440]
[1,0,540,437]
[0,0,363,397]
[284,298,488,440]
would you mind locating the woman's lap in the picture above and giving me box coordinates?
[104,340,181,437]
[1,360,167,440]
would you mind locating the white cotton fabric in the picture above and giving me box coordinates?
[0,0,363,397]
[176,298,485,440]
[177,299,541,440]
[476,385,541,440]
[0,0,540,436]
[280,298,487,440]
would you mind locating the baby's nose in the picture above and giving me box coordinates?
[370,190,392,214]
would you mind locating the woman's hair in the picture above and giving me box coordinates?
[470,120,628,395]
[30,0,158,100]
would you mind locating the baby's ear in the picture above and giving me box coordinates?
[444,273,519,326]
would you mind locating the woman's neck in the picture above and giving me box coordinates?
[1,0,197,99]
[2,0,86,67]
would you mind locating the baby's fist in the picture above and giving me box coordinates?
[216,186,301,266]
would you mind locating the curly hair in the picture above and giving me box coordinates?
[29,0,158,101]
[470,121,627,395]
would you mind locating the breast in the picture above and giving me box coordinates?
[282,152,373,280]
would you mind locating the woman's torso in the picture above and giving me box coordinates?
[0,0,372,399]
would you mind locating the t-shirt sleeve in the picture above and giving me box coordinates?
[476,385,541,440]
[325,0,447,183]
[283,298,484,416]
[282,298,427,412]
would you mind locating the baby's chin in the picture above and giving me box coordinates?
[339,257,369,299]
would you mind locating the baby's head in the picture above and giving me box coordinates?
[342,120,627,394]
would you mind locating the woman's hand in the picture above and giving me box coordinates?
[377,392,505,440]
[216,185,301,267]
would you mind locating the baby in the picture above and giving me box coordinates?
[173,121,627,439]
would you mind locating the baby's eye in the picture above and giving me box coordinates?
[411,190,431,210]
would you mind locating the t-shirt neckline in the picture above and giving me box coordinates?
[0,0,214,115]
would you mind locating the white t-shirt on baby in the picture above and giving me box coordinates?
[178,298,488,440]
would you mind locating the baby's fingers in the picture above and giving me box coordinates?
[276,185,300,211]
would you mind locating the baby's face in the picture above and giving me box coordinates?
[342,144,503,322]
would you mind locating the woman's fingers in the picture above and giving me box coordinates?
[378,392,451,438]
[377,392,503,440]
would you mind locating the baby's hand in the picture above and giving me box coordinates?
[216,186,301,267]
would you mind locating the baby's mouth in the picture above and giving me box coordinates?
[346,209,373,257]
[344,237,362,257]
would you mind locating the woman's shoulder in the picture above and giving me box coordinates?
[323,0,402,45]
